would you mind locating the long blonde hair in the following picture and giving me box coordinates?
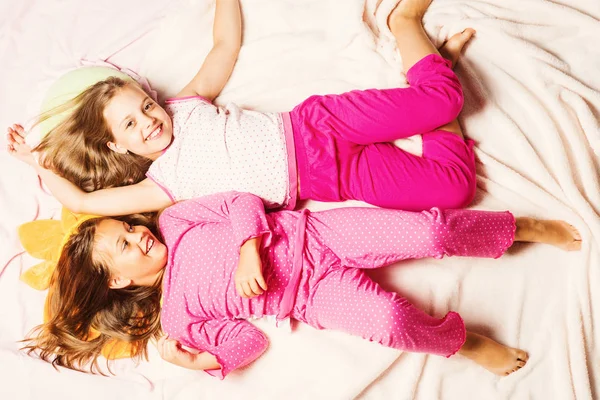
[34,77,152,192]
[21,214,163,374]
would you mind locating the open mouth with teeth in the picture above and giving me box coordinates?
[145,236,155,254]
[145,124,163,142]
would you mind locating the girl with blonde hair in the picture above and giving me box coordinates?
[9,0,477,215]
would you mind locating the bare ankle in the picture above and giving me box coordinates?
[458,331,482,356]
[514,217,540,242]
[387,0,430,30]
[388,15,423,33]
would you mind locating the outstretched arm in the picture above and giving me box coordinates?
[6,125,171,215]
[35,168,170,216]
[176,0,242,101]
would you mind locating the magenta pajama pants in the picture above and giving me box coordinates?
[291,54,476,211]
[289,207,515,357]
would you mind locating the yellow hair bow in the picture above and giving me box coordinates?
[18,208,98,290]
[19,208,133,359]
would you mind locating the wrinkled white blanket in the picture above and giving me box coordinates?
[1,0,599,399]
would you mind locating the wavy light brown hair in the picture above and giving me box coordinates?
[21,213,163,374]
[33,77,152,192]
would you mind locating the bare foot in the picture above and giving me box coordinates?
[388,0,433,28]
[459,332,528,376]
[439,28,476,67]
[515,217,582,251]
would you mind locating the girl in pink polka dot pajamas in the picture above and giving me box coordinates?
[12,0,475,216]
[26,191,581,378]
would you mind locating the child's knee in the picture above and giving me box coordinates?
[408,56,464,121]
[436,83,464,122]
[450,181,476,209]
[440,169,476,209]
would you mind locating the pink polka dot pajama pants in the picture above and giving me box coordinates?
[288,206,515,357]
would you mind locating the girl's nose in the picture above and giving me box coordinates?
[143,113,155,128]
[127,227,144,244]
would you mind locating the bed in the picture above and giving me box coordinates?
[1,0,599,399]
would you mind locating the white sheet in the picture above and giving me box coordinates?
[1,0,599,399]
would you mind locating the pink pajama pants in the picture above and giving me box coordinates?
[291,54,476,211]
[288,207,515,357]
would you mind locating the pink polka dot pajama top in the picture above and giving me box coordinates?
[159,192,516,379]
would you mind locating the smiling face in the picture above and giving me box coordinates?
[94,218,168,288]
[103,84,173,160]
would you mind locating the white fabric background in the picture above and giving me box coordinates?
[1,0,599,399]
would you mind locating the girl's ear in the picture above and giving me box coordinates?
[108,276,132,289]
[107,141,128,155]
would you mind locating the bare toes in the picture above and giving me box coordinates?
[569,224,581,238]
[445,28,476,48]
[461,28,476,39]
[566,224,582,251]
[515,349,528,361]
[569,225,582,250]
[439,28,476,66]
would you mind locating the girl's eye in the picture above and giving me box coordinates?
[126,120,133,129]
[144,102,153,111]
[121,223,133,251]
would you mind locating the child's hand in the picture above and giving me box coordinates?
[157,334,221,371]
[6,124,36,166]
[235,237,268,299]
[157,334,197,369]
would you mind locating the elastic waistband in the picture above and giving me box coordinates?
[280,112,298,210]
[289,110,313,202]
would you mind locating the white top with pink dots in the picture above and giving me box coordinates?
[146,96,297,209]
